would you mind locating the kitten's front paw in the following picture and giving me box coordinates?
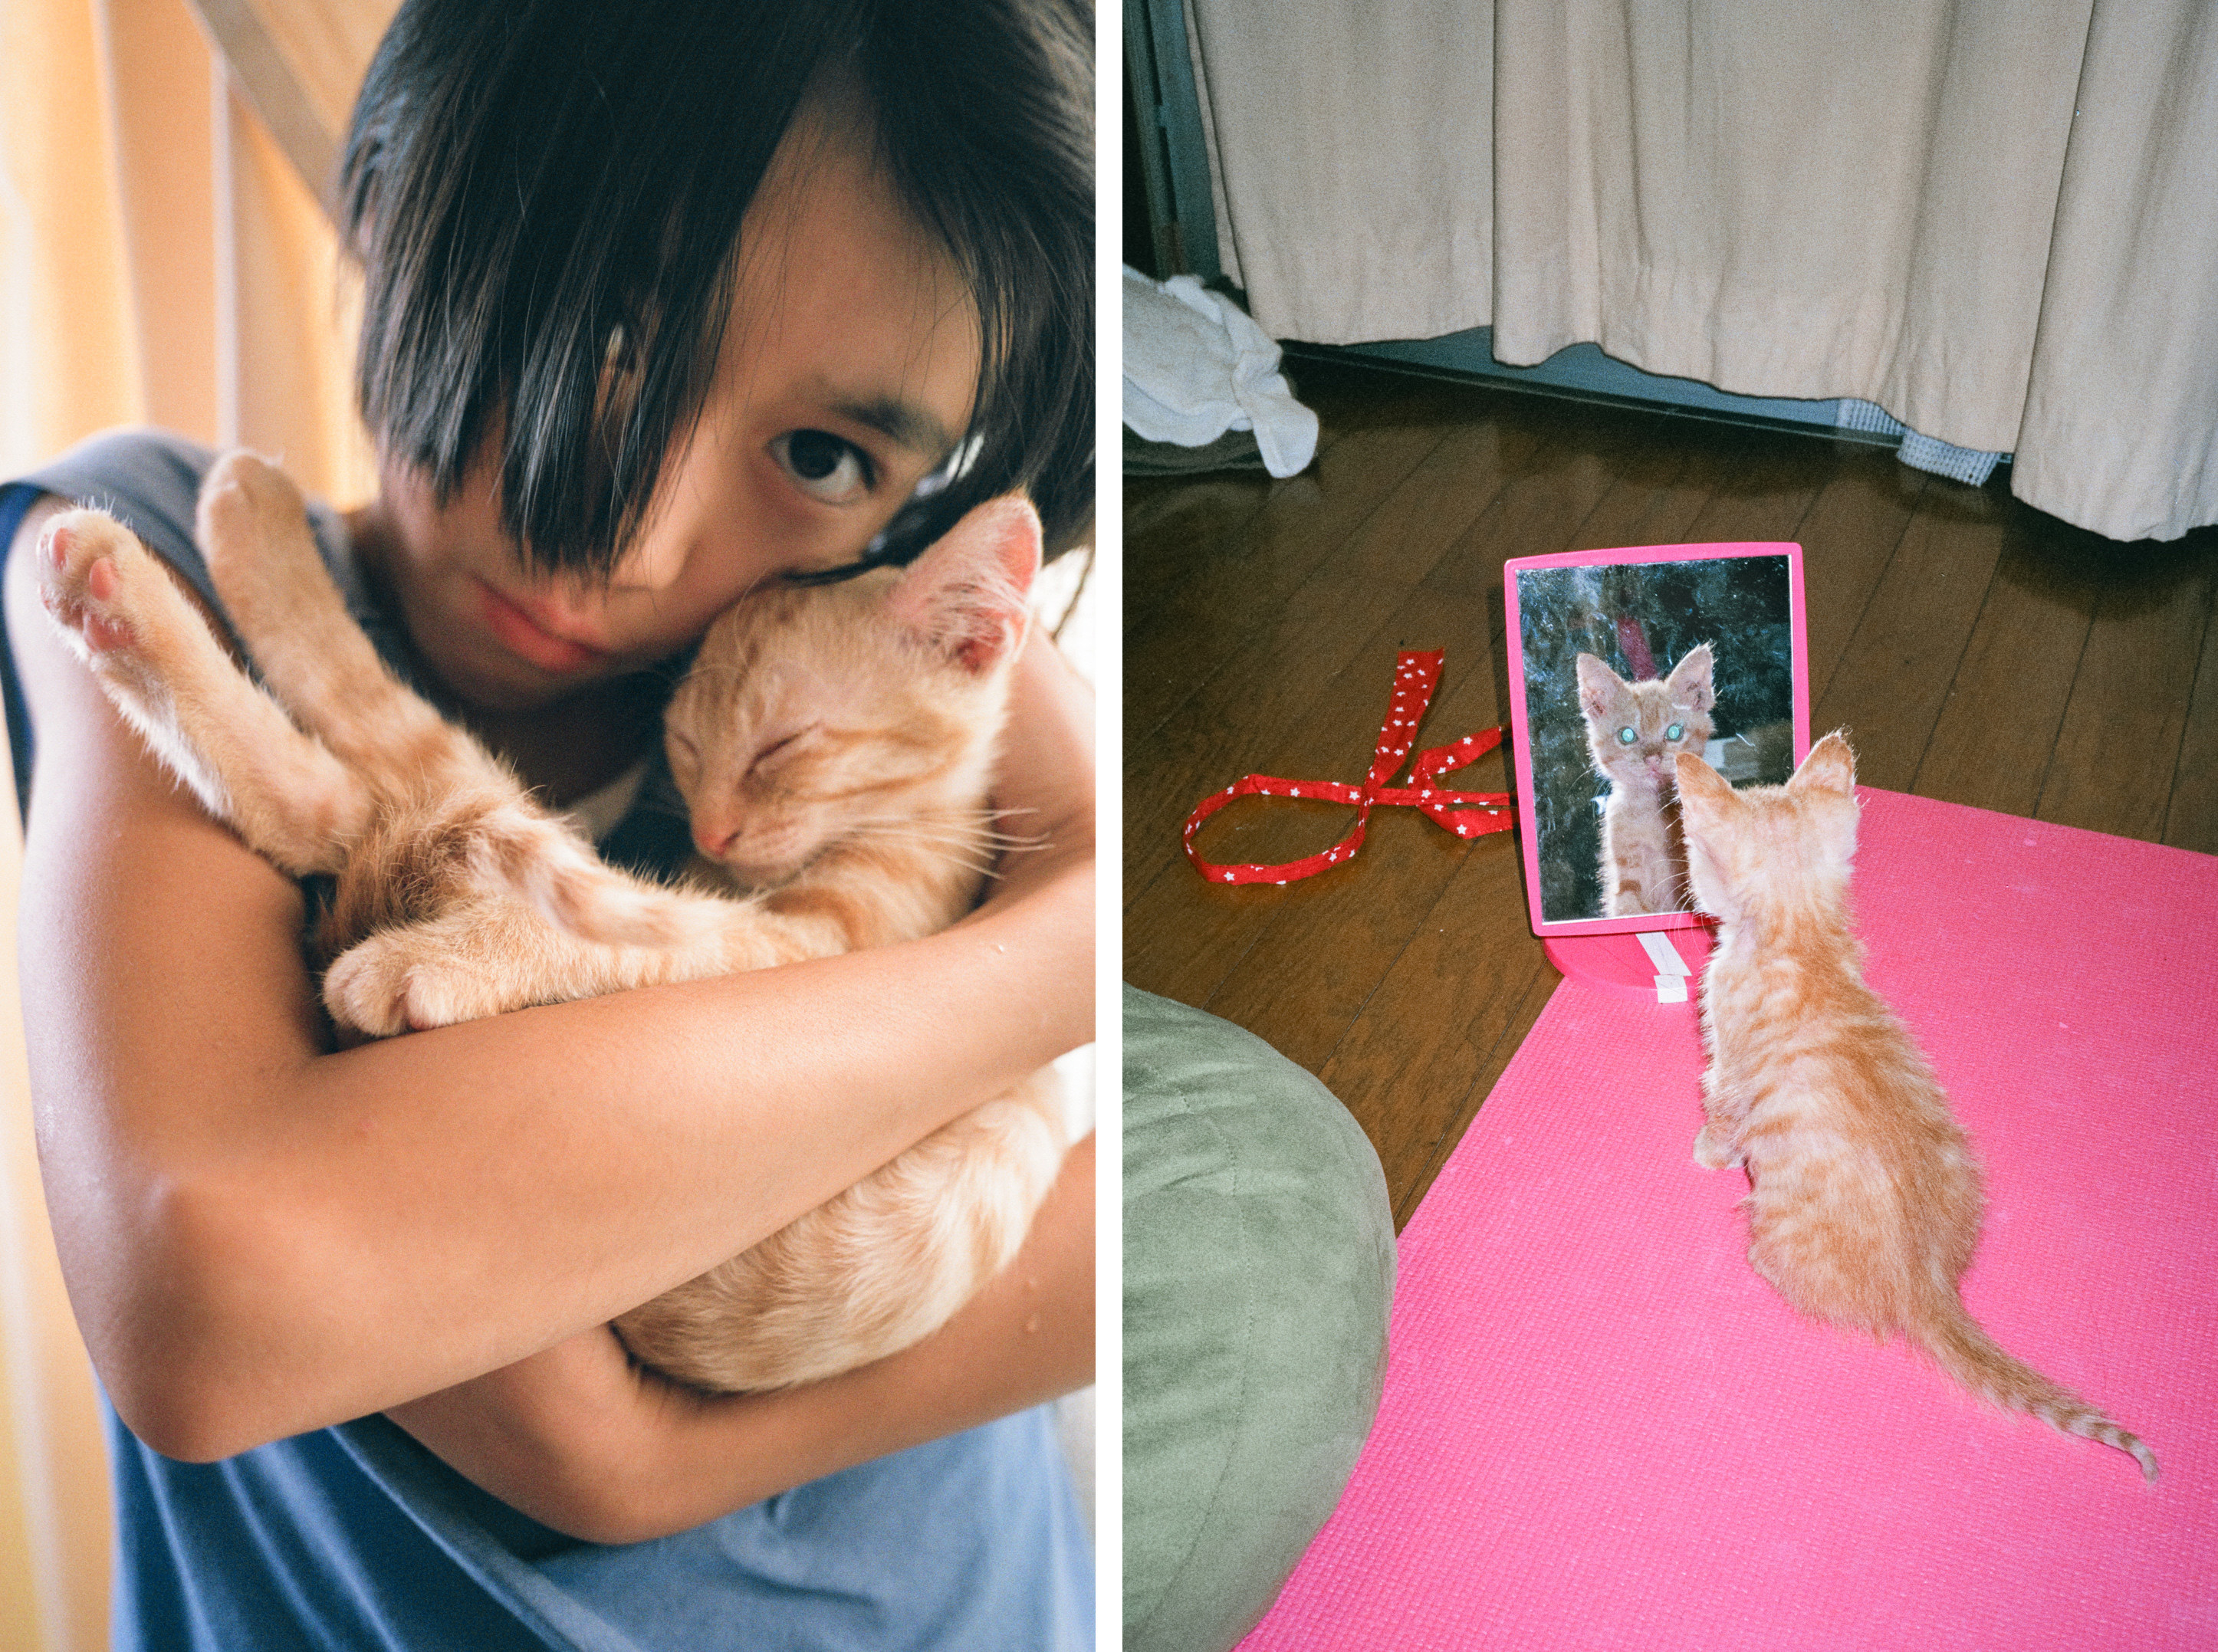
[37,511,159,665]
[197,450,307,576]
[322,934,428,1036]
[1693,1124,1741,1171]
[324,930,530,1036]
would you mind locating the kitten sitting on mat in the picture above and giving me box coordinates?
[1576,643,1714,917]
[36,452,1066,1394]
[1674,734,2155,1480]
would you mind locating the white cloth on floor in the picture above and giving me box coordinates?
[1122,266,1319,478]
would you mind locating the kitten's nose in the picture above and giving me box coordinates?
[692,823,738,860]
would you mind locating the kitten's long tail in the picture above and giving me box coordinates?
[1911,1296,2157,1481]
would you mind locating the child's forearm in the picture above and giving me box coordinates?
[386,1133,1097,1544]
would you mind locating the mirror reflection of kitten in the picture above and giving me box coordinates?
[1575,643,1715,916]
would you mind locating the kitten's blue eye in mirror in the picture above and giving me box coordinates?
[1666,722,1684,741]
[1617,727,1637,745]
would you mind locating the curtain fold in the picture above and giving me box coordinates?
[1488,1,2088,457]
[1183,0,2218,543]
[1,0,377,501]
[1184,0,1493,344]
[1,0,143,477]
[2014,3,2218,542]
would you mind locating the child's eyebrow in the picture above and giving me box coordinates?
[830,395,958,465]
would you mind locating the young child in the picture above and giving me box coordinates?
[0,1,1096,1644]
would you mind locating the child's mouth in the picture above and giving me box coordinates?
[475,580,613,674]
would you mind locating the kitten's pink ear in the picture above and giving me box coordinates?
[1788,731,1857,797]
[1674,750,1736,813]
[887,495,1042,672]
[1574,652,1620,716]
[1667,642,1716,711]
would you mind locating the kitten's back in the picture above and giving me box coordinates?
[1677,736,2155,1480]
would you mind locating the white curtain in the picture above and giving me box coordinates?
[1183,0,2218,544]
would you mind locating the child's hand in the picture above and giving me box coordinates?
[958,626,1093,1056]
[982,626,1095,903]
[383,1326,652,1541]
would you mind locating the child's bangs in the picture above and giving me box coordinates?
[344,0,1092,577]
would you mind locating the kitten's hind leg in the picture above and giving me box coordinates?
[196,452,478,787]
[37,510,370,875]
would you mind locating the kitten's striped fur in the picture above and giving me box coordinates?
[1676,734,2154,1480]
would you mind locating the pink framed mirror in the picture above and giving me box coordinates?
[1503,542,1810,945]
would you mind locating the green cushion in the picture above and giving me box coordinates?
[1122,985,1395,1652]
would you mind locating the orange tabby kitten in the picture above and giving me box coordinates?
[36,452,1066,1393]
[1576,643,1714,916]
[1674,734,2154,1480]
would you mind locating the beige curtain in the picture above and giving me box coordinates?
[1189,0,1497,344]
[1184,0,2218,544]
[0,3,389,1645]
[0,0,382,492]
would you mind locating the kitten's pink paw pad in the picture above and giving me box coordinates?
[38,512,152,659]
[83,605,136,654]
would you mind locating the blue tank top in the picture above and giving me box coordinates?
[0,429,1092,1651]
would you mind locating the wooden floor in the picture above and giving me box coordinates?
[1123,354,2218,1228]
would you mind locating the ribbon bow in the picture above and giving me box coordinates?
[1183,650,1516,885]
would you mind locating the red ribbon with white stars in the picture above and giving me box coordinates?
[1183,650,1516,886]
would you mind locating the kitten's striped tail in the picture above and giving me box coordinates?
[1913,1298,2157,1481]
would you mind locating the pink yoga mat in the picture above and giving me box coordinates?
[1240,789,2217,1650]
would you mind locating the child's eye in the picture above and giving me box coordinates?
[1617,727,1638,745]
[770,430,876,504]
[1666,722,1684,741]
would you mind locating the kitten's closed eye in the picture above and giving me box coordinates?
[667,730,701,780]
[750,728,813,777]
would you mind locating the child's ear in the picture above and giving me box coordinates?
[887,495,1042,672]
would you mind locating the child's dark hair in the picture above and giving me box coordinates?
[340,0,1093,578]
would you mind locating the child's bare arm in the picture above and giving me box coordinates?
[386,1133,1095,1543]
